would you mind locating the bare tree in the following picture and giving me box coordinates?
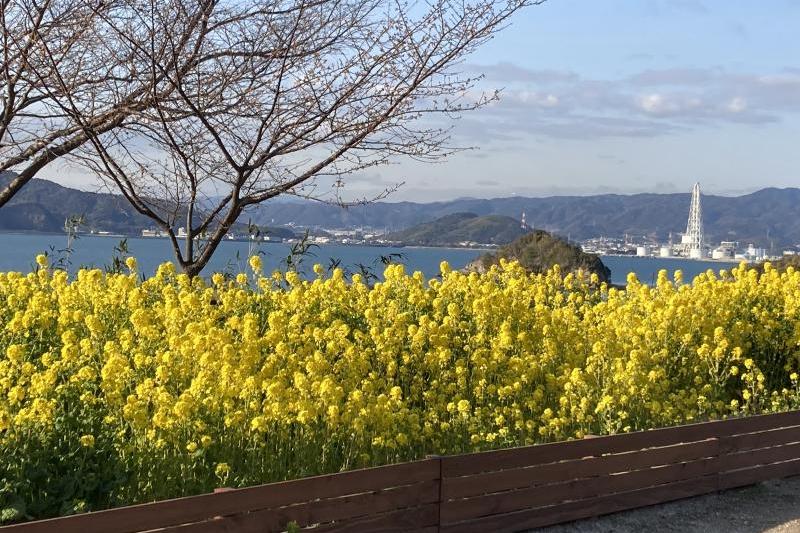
[0,0,250,206]
[74,0,541,276]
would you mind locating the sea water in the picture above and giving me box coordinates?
[0,233,740,285]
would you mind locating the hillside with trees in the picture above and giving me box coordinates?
[468,230,611,283]
[386,212,527,245]
[0,175,295,239]
[0,174,150,233]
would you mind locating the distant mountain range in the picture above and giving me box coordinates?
[0,174,293,238]
[1,175,798,250]
[251,188,800,250]
[386,213,527,246]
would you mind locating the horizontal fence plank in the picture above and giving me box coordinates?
[719,441,800,472]
[162,503,439,533]
[719,424,800,454]
[1,460,439,533]
[714,410,800,435]
[442,438,718,500]
[441,456,719,524]
[160,479,441,533]
[440,475,719,533]
[305,478,440,526]
[306,503,439,533]
[158,516,252,533]
[161,506,440,533]
[442,425,715,478]
[719,458,800,490]
[442,411,800,478]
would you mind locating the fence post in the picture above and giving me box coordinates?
[711,426,723,493]
[426,454,444,532]
[211,487,234,520]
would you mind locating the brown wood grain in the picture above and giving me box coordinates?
[158,479,440,532]
[160,502,440,533]
[719,425,800,454]
[304,503,439,533]
[442,438,718,500]
[441,424,717,478]
[718,458,800,490]
[715,410,800,434]
[441,456,719,523]
[439,475,719,533]
[442,410,800,478]
[719,442,800,472]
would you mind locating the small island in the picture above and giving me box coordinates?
[466,229,612,283]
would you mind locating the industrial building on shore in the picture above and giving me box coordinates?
[582,183,777,262]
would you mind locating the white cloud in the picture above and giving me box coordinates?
[542,94,559,108]
[448,63,792,142]
[514,91,561,108]
[727,97,747,113]
[756,73,800,87]
[638,93,671,113]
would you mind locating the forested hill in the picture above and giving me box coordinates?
[467,230,612,283]
[0,175,294,237]
[0,174,153,234]
[385,213,527,245]
[250,187,800,249]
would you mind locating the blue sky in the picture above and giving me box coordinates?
[354,0,800,201]
[50,0,800,202]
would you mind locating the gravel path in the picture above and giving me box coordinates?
[534,476,800,533]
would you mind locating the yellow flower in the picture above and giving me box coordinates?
[79,435,95,448]
[457,399,470,414]
[248,255,262,273]
[215,463,231,479]
[125,257,137,271]
[35,254,48,268]
[2,253,800,514]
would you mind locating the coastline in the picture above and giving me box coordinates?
[600,253,745,264]
[402,244,495,252]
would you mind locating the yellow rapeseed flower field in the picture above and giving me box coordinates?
[2,256,800,521]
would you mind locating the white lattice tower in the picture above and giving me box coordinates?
[521,211,527,229]
[685,182,703,255]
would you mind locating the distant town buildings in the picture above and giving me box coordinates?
[711,241,736,261]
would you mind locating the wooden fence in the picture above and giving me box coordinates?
[5,410,800,533]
